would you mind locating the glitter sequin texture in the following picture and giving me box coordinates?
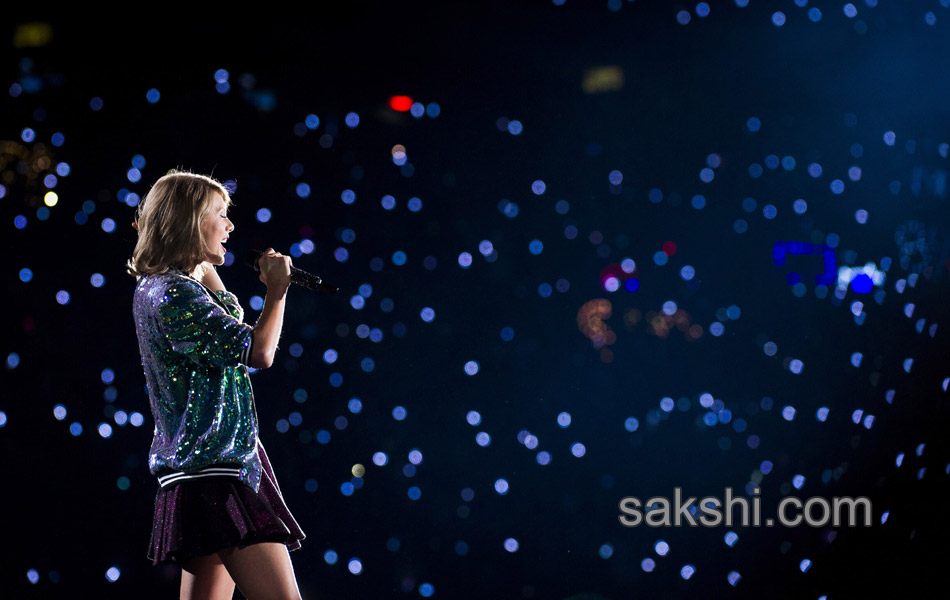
[133,271,261,491]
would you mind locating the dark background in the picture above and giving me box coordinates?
[2,2,949,598]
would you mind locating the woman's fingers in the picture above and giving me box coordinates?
[257,249,292,289]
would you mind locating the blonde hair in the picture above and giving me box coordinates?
[127,171,232,278]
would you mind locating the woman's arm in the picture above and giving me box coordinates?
[248,249,292,369]
[193,255,290,369]
[250,288,287,369]
[157,278,253,368]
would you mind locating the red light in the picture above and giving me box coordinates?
[662,241,677,256]
[389,95,413,112]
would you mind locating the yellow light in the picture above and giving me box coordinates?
[13,23,53,48]
[44,191,58,207]
[582,66,624,94]
[351,463,365,477]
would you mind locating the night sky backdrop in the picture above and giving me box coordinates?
[3,3,950,598]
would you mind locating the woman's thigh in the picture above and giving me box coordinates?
[181,552,236,600]
[217,542,301,600]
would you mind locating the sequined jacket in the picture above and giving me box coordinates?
[132,271,262,492]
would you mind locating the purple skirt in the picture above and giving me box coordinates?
[148,442,305,566]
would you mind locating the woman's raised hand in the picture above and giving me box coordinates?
[257,248,292,292]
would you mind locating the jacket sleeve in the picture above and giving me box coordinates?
[214,290,245,321]
[158,281,254,367]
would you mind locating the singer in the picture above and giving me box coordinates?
[128,171,305,599]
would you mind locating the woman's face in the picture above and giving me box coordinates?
[198,192,234,265]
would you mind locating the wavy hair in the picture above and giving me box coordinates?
[127,171,231,278]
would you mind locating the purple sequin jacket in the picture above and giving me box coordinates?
[133,271,262,492]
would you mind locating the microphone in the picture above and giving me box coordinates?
[244,250,339,294]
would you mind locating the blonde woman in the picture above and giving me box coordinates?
[129,172,305,599]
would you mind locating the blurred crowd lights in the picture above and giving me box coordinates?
[837,262,886,292]
[389,95,413,112]
[577,299,616,350]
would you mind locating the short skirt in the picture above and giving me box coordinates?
[147,442,306,566]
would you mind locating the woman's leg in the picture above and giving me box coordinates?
[181,552,236,600]
[217,542,301,600]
